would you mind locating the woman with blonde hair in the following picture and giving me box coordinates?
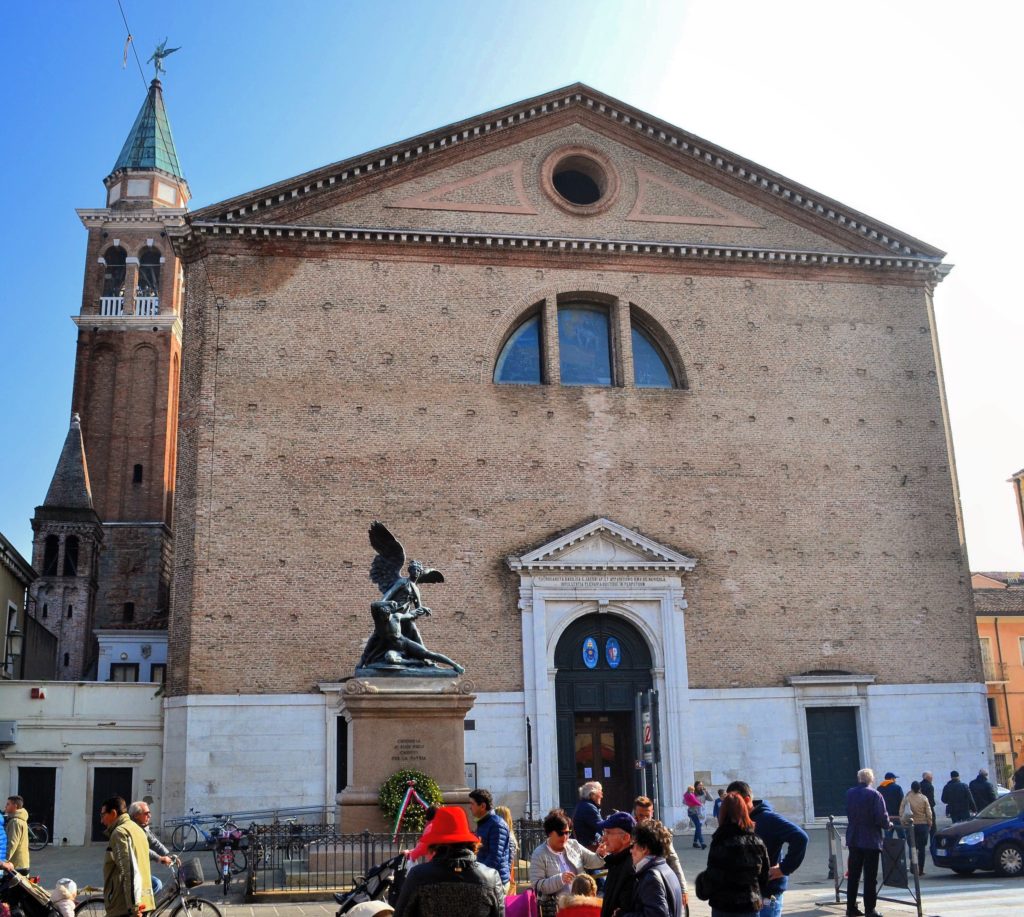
[495,805,519,885]
[683,784,706,849]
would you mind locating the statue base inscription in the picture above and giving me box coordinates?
[330,676,476,833]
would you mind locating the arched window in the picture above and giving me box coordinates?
[63,535,79,576]
[102,247,127,297]
[494,296,684,390]
[631,325,675,388]
[558,304,613,385]
[138,247,161,297]
[494,314,542,384]
[42,535,59,576]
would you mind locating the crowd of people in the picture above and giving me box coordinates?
[6,762,1022,917]
[1,794,168,917]
[379,778,807,917]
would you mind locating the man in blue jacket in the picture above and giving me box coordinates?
[727,781,808,917]
[469,788,511,893]
[845,768,889,917]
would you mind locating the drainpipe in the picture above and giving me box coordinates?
[993,617,1016,772]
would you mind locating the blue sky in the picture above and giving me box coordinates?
[2,0,1023,568]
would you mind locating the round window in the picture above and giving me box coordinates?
[541,147,619,215]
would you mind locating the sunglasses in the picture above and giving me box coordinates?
[556,830,571,836]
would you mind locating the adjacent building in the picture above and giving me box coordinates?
[1,531,35,679]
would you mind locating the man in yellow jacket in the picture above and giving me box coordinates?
[100,797,154,917]
[3,796,30,875]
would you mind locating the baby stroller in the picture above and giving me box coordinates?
[1,869,54,917]
[333,853,408,915]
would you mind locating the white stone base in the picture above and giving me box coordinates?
[161,681,991,829]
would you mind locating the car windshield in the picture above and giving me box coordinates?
[976,794,1024,819]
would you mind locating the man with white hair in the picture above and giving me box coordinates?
[129,801,172,894]
[571,781,603,850]
[844,768,888,917]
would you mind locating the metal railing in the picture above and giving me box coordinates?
[824,815,924,917]
[100,296,124,315]
[247,817,547,898]
[984,660,1009,682]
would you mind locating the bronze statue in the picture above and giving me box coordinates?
[147,39,180,79]
[356,522,464,675]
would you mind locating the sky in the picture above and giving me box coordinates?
[1,0,1022,569]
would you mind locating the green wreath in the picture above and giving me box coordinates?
[378,769,444,833]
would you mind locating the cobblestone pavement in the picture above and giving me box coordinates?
[23,831,1022,917]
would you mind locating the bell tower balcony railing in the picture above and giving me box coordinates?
[97,296,160,317]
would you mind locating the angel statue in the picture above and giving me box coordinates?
[356,521,465,675]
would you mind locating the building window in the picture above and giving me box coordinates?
[559,305,613,386]
[41,603,48,619]
[66,605,73,620]
[110,663,139,682]
[987,696,999,727]
[63,653,70,667]
[495,296,682,389]
[494,314,542,384]
[138,247,161,297]
[102,247,127,297]
[1019,636,1024,667]
[42,535,59,576]
[132,464,144,484]
[63,536,79,576]
[980,636,996,681]
[123,602,135,623]
[149,663,166,684]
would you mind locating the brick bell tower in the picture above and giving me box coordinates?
[27,79,189,678]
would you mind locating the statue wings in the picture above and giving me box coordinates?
[368,521,445,592]
[369,521,405,593]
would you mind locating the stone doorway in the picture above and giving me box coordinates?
[555,612,652,813]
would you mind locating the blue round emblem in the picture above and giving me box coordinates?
[605,637,621,668]
[582,636,599,669]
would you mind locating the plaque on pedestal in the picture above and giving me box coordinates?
[325,675,476,833]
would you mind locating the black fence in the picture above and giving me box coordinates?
[248,818,548,897]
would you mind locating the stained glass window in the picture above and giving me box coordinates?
[632,325,674,388]
[559,305,612,386]
[494,314,542,383]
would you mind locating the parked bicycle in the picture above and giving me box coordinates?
[213,830,248,896]
[27,821,49,851]
[249,816,304,868]
[75,856,221,917]
[169,809,239,852]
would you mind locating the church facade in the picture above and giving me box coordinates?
[36,82,989,827]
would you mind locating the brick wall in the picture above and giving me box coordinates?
[167,244,978,696]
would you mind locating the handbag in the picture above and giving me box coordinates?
[694,868,716,901]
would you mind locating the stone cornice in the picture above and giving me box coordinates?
[72,314,183,342]
[77,207,188,230]
[189,84,944,260]
[179,220,945,280]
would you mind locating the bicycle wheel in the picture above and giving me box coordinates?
[74,896,106,917]
[28,822,49,850]
[170,823,200,852]
[170,897,224,917]
[230,848,247,874]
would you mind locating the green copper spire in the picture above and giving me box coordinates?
[111,79,184,178]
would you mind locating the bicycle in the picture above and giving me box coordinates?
[212,829,249,896]
[27,822,49,851]
[75,857,222,917]
[169,809,239,852]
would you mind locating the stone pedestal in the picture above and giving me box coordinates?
[335,675,475,833]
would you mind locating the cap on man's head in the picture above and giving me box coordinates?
[884,772,898,780]
[950,770,959,778]
[596,811,636,833]
[979,768,988,776]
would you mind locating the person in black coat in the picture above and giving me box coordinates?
[1014,764,1024,792]
[594,811,636,917]
[616,819,682,917]
[700,793,770,917]
[920,771,937,853]
[968,769,997,811]
[940,771,976,824]
[393,806,505,917]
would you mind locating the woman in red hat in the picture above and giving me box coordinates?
[393,806,505,916]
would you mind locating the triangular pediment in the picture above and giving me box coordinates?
[508,518,696,573]
[187,84,943,263]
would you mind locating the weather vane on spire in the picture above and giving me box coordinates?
[147,38,180,80]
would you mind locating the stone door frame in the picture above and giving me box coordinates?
[508,518,696,827]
